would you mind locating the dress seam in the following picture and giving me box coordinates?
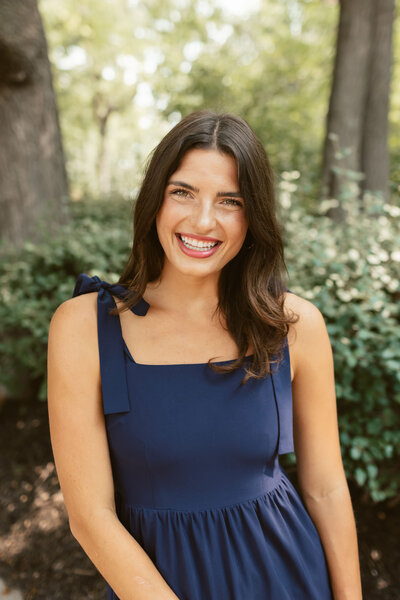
[116,469,290,515]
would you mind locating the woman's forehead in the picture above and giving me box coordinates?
[171,149,238,182]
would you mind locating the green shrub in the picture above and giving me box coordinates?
[0,197,132,402]
[279,173,400,502]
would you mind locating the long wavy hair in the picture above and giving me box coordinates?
[110,110,299,384]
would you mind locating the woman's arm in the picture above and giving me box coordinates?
[287,294,363,600]
[47,295,180,600]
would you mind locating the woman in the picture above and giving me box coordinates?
[47,110,362,600]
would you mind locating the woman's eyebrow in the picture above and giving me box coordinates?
[168,180,242,197]
[168,180,199,192]
[216,191,242,198]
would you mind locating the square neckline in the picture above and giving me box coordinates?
[116,287,292,371]
[122,336,255,367]
[114,290,254,367]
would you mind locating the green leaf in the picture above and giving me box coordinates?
[366,464,379,479]
[355,468,367,486]
[350,447,362,460]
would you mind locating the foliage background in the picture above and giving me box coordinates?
[1,0,399,505]
[39,0,400,199]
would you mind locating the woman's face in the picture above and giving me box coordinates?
[156,148,248,280]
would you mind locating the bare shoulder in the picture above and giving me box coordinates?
[283,291,330,381]
[283,290,325,330]
[50,292,97,337]
[50,291,98,331]
[48,291,100,380]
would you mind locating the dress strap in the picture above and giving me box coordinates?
[270,337,294,455]
[72,273,132,415]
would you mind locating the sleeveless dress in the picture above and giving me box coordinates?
[72,273,334,600]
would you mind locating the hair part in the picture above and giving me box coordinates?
[110,110,299,384]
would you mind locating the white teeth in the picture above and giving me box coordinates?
[180,235,218,250]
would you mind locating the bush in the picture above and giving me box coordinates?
[1,188,399,502]
[0,197,132,402]
[279,173,400,502]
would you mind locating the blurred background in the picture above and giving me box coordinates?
[0,0,399,598]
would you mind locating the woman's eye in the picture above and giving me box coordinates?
[170,189,243,208]
[221,198,243,208]
[171,188,191,198]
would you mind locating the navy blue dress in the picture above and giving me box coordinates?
[72,273,333,600]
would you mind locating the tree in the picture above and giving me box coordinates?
[40,0,146,198]
[0,0,69,249]
[321,0,396,220]
[151,1,338,192]
[40,1,341,199]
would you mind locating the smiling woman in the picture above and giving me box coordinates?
[47,110,362,600]
[111,110,294,379]
[156,149,248,268]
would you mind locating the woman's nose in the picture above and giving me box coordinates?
[190,199,217,229]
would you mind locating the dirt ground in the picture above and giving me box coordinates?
[0,400,399,600]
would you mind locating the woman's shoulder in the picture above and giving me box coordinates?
[48,292,101,388]
[49,293,99,362]
[283,290,329,381]
[51,291,98,328]
[283,289,324,325]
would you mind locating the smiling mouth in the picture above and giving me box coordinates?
[176,233,222,250]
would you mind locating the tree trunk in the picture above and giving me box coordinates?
[361,0,395,200]
[321,0,396,218]
[96,112,112,196]
[0,0,69,249]
[321,0,374,220]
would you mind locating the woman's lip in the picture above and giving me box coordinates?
[176,233,222,258]
[177,232,222,242]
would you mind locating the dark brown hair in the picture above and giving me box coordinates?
[110,110,299,384]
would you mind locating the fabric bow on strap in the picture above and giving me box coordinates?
[72,273,141,415]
